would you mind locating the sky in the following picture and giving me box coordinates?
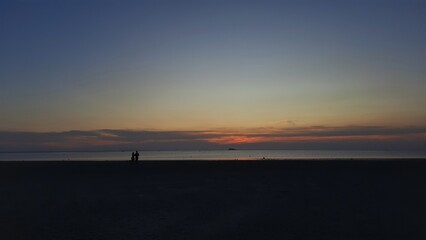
[1,0,426,151]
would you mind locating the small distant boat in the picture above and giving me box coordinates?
[228,148,237,150]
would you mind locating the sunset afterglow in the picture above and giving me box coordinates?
[1,1,425,151]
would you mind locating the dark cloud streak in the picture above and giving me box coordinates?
[0,125,425,152]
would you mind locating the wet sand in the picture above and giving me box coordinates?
[1,160,425,240]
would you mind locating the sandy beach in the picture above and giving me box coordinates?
[1,160,425,240]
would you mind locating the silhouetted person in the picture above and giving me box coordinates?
[135,151,139,162]
[131,152,135,162]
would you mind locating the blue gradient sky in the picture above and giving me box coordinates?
[1,0,426,150]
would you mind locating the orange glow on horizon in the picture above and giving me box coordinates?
[207,136,268,144]
[6,127,424,151]
[206,134,408,145]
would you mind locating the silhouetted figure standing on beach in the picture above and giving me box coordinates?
[135,151,139,162]
[131,152,135,162]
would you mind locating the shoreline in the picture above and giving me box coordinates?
[0,157,426,164]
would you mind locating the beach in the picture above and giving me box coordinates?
[1,160,425,240]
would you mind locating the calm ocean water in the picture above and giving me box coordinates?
[0,150,426,161]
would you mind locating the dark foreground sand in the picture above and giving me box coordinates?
[1,160,425,240]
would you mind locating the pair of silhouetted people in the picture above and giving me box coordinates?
[131,151,139,162]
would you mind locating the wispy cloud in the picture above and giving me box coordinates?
[0,125,425,152]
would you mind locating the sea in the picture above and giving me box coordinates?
[0,150,426,161]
